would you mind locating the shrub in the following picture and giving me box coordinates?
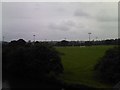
[94,46,120,84]
[3,39,64,88]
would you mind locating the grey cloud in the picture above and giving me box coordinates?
[95,10,117,22]
[99,22,118,34]
[74,10,91,18]
[96,16,117,22]
[49,24,69,31]
[57,8,65,12]
[100,25,117,31]
[64,20,76,27]
[49,20,76,31]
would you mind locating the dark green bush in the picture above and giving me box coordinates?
[95,46,120,84]
[3,39,64,88]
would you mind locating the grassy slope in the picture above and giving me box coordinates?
[56,45,114,88]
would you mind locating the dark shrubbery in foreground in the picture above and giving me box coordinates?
[3,39,64,88]
[94,46,120,84]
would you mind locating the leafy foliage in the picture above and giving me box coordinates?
[3,39,64,88]
[94,46,120,84]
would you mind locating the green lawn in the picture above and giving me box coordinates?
[56,45,114,88]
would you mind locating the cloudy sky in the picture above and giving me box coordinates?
[2,2,118,41]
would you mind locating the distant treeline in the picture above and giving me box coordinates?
[55,39,119,46]
[3,38,119,46]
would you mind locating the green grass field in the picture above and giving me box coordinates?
[56,45,114,88]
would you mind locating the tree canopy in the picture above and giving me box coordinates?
[3,39,64,88]
[94,46,120,84]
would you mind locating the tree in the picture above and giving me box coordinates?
[60,40,69,46]
[94,46,120,84]
[3,39,64,88]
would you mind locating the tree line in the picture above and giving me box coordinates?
[3,38,119,46]
[55,39,119,46]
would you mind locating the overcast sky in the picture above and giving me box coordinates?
[2,2,118,41]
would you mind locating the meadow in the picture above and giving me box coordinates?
[56,45,114,88]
